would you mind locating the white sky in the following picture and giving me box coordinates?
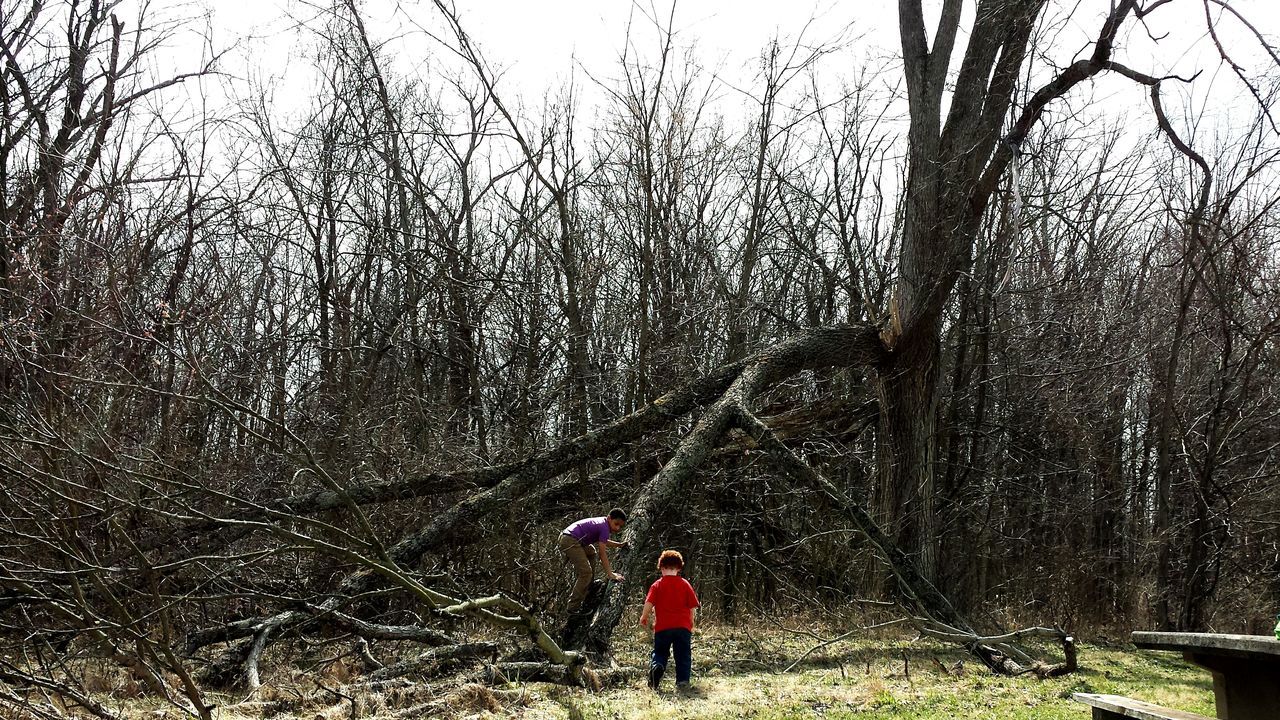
[194,2,1280,75]
[204,0,885,86]
[141,0,1280,143]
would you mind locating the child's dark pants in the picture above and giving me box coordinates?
[651,628,692,683]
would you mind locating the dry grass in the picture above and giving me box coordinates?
[1,618,1218,720]
[511,619,1216,720]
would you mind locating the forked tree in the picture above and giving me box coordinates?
[192,0,1268,679]
[4,2,1278,711]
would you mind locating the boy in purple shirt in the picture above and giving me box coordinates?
[558,508,629,611]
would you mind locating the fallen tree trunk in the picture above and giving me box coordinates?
[568,326,1072,676]
[181,331,856,682]
[367,642,499,682]
[183,324,1069,683]
[581,326,888,651]
[734,406,1073,675]
[913,620,1078,677]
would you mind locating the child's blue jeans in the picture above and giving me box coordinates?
[651,628,693,683]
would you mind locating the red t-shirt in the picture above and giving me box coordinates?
[645,575,700,632]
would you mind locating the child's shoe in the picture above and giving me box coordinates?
[647,664,664,691]
[676,681,692,694]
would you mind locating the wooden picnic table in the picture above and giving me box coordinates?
[1131,631,1280,720]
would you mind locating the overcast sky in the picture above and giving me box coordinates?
[141,0,1280,139]
[196,2,1279,75]
[204,0,881,86]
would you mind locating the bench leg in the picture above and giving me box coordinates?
[1187,652,1280,720]
[1092,709,1126,720]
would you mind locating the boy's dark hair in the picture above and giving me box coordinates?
[608,508,628,522]
[657,549,684,571]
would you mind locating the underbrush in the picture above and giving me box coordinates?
[2,619,1215,719]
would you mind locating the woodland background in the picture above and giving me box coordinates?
[1,0,1279,716]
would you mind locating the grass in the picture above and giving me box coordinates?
[51,620,1218,719]
[513,621,1217,720]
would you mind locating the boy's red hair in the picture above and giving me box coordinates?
[657,549,684,571]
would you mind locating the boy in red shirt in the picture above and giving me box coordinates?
[638,550,700,691]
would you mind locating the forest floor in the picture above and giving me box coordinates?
[85,619,1216,720]
[518,622,1216,720]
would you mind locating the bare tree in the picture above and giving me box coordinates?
[3,2,1280,714]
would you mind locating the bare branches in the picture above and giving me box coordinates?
[783,627,862,672]
[1203,0,1280,133]
[1,0,1278,711]
[0,664,123,720]
[366,642,497,682]
[978,1,1139,200]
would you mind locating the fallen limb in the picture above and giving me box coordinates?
[470,662,625,690]
[733,408,971,633]
[367,642,499,681]
[732,406,1076,676]
[779,617,1076,678]
[783,618,913,673]
[295,607,455,646]
[913,620,1077,677]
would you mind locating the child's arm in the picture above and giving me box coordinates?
[598,543,624,582]
[639,601,655,629]
[690,607,697,632]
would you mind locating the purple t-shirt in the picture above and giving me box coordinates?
[563,516,611,545]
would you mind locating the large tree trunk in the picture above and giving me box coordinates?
[573,0,1137,659]
[569,325,1068,675]
[874,342,942,584]
[874,0,1149,596]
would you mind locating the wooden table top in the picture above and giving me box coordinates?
[1132,631,1280,660]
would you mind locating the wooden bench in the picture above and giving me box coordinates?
[1073,693,1213,720]
[1131,631,1280,720]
